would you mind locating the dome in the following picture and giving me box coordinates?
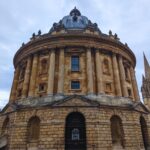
[50,7,101,33]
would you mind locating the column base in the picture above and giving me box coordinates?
[55,93,64,96]
[97,92,105,96]
[47,94,54,97]
[87,93,97,99]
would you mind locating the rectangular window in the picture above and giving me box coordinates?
[127,88,132,97]
[71,56,79,71]
[39,83,46,92]
[17,89,22,98]
[105,82,112,94]
[125,67,129,80]
[71,81,80,89]
[19,67,26,80]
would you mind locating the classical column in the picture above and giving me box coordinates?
[112,54,122,96]
[28,54,38,97]
[118,56,128,97]
[9,66,20,102]
[86,48,94,94]
[95,49,104,94]
[22,56,32,98]
[130,66,140,101]
[47,49,55,95]
[57,48,65,95]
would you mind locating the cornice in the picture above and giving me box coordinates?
[13,33,136,68]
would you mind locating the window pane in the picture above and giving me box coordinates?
[72,128,80,140]
[71,56,79,71]
[71,81,80,89]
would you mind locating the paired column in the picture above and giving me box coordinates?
[28,54,38,97]
[130,66,140,101]
[86,48,94,94]
[47,49,55,95]
[112,54,122,96]
[57,48,65,95]
[22,56,32,98]
[118,56,128,97]
[95,49,104,94]
[9,66,20,102]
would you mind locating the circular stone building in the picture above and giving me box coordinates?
[0,8,150,150]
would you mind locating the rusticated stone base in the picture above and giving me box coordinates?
[0,95,150,150]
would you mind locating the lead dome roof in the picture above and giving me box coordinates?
[49,7,101,33]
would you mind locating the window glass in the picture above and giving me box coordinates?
[127,89,132,97]
[39,83,46,92]
[72,128,80,140]
[71,81,80,89]
[71,56,79,71]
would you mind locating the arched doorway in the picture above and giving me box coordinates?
[65,112,86,150]
[0,117,9,150]
[140,116,149,149]
[110,115,125,149]
[27,116,40,141]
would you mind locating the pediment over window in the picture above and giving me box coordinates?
[52,95,100,107]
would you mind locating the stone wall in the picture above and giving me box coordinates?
[1,104,149,150]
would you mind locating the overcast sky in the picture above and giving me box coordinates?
[0,0,150,108]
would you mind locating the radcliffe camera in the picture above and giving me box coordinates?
[0,6,150,150]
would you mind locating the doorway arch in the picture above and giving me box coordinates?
[65,112,86,150]
[140,116,149,149]
[110,115,125,148]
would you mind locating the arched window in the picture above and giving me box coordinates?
[110,115,124,148]
[140,116,149,149]
[103,59,110,74]
[27,116,40,141]
[40,59,48,74]
[65,112,86,150]
[1,117,9,135]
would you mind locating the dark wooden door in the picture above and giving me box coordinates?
[65,112,86,150]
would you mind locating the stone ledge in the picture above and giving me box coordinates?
[17,94,133,108]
